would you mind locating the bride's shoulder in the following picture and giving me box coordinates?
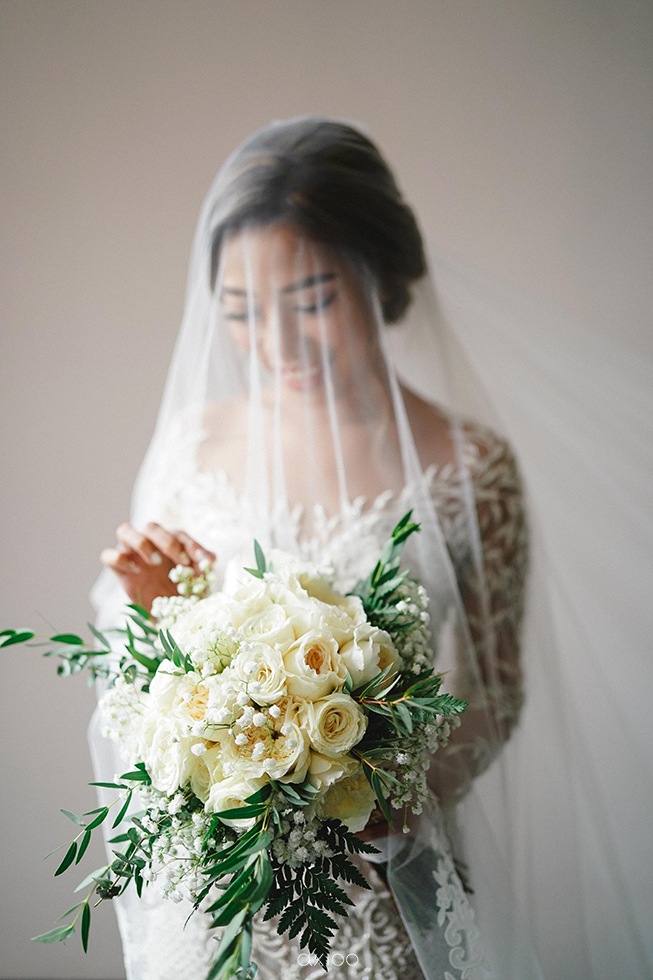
[402,386,521,486]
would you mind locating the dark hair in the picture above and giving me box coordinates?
[209,117,426,322]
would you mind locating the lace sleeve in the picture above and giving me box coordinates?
[429,422,529,803]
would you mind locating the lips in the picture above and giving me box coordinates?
[280,364,323,390]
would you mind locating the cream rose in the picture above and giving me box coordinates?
[306,751,358,793]
[206,773,267,829]
[142,715,194,795]
[316,765,377,833]
[302,694,367,757]
[188,742,225,803]
[231,643,287,704]
[148,660,183,713]
[339,624,401,687]
[283,630,346,699]
[238,604,296,652]
[221,697,310,783]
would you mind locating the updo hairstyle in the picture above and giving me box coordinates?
[209,117,426,323]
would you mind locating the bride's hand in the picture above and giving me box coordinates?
[100,522,215,613]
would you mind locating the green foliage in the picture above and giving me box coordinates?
[261,819,375,971]
[349,511,420,629]
[244,539,267,580]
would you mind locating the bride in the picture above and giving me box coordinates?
[91,117,626,979]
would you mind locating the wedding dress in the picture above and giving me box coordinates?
[90,117,653,980]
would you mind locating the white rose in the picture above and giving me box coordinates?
[299,576,367,640]
[265,697,310,782]
[148,660,183,713]
[283,630,346,699]
[306,751,358,793]
[238,604,296,652]
[231,643,288,704]
[316,765,377,833]
[189,743,225,803]
[339,624,401,687]
[266,582,322,637]
[143,715,194,795]
[270,574,366,647]
[302,694,367,757]
[205,773,267,829]
[221,561,273,625]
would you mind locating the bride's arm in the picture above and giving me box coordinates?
[427,432,529,806]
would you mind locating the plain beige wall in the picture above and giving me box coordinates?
[1,1,651,976]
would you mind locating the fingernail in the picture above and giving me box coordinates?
[150,551,163,566]
[128,561,141,574]
[179,551,191,566]
[196,548,212,560]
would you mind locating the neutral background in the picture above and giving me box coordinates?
[1,1,651,977]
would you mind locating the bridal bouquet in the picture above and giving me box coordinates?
[3,514,466,979]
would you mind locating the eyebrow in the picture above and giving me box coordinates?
[280,272,337,294]
[220,272,337,299]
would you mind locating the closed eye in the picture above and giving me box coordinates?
[294,291,336,315]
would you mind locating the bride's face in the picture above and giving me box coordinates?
[218,223,376,395]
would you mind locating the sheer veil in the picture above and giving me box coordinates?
[90,116,653,980]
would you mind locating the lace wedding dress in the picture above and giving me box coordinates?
[106,418,527,980]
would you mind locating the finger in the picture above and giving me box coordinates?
[116,523,167,566]
[174,531,216,566]
[143,522,194,567]
[100,547,142,576]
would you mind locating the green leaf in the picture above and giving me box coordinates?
[32,923,75,943]
[127,602,152,620]
[214,803,266,820]
[0,629,16,638]
[130,648,161,673]
[56,902,84,921]
[206,865,256,915]
[396,701,414,734]
[355,664,394,699]
[50,633,83,645]
[54,841,77,876]
[81,902,91,953]
[120,768,151,783]
[76,828,92,864]
[1,630,35,647]
[112,791,132,829]
[88,781,127,790]
[241,783,272,805]
[87,622,112,649]
[370,772,393,826]
[243,567,264,580]
[74,865,110,893]
[254,539,267,574]
[60,808,84,827]
[239,921,252,975]
[85,807,109,831]
[207,908,248,978]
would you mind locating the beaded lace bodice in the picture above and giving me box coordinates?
[112,420,528,980]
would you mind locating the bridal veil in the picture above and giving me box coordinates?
[91,116,652,980]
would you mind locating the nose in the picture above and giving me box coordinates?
[260,309,303,367]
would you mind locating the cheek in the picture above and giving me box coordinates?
[228,322,250,352]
